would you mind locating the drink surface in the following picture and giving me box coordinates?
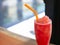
[37,16,51,24]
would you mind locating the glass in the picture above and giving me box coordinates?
[34,17,52,45]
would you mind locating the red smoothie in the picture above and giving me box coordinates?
[34,16,52,45]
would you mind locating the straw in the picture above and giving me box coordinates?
[24,3,38,21]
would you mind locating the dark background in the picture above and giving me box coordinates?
[44,0,55,44]
[44,0,60,44]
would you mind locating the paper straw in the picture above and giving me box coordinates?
[24,3,38,21]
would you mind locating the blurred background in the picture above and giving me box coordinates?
[0,0,45,28]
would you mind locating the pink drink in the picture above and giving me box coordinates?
[34,16,52,45]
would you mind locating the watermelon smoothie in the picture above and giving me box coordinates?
[34,16,52,45]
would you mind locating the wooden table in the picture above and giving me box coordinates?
[0,27,55,45]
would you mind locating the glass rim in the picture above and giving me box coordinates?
[34,19,52,25]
